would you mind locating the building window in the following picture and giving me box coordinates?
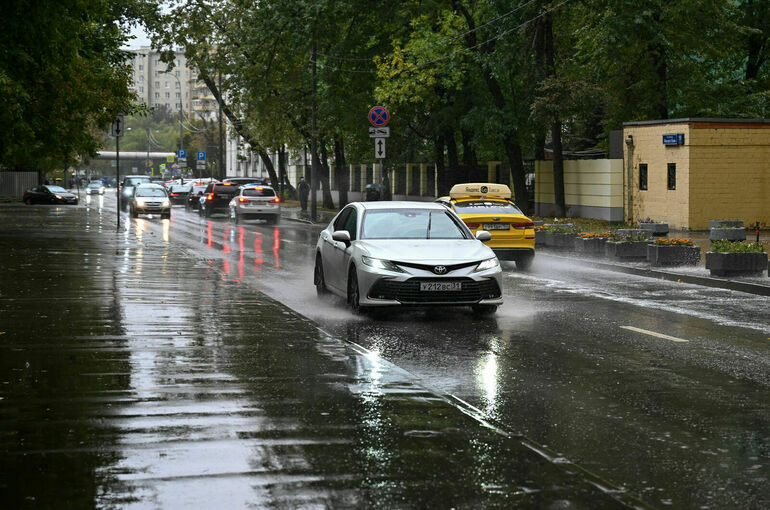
[175,70,180,77]
[154,92,160,99]
[165,81,170,88]
[155,81,160,88]
[175,81,180,89]
[176,103,182,109]
[639,164,648,190]
[667,163,676,190]
[176,92,181,99]
[165,103,170,109]
[139,64,143,71]
[139,75,143,82]
[139,86,144,93]
[165,92,170,98]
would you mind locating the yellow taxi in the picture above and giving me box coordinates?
[437,183,535,270]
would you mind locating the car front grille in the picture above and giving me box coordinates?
[368,277,500,304]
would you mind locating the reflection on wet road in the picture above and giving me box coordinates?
[1,197,768,509]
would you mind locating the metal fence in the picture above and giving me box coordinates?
[0,172,38,200]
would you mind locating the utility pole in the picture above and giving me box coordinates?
[218,73,224,180]
[310,44,318,221]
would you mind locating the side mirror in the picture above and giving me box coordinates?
[475,230,492,242]
[332,230,351,246]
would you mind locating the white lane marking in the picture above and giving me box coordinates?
[620,326,689,343]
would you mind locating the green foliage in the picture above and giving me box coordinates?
[711,240,766,253]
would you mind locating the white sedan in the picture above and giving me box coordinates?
[314,201,503,315]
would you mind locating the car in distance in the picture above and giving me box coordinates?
[129,183,171,219]
[168,183,192,205]
[223,177,269,187]
[314,201,502,315]
[436,183,535,270]
[119,175,152,209]
[228,184,281,224]
[198,181,240,218]
[185,183,210,212]
[22,185,79,205]
[86,182,105,195]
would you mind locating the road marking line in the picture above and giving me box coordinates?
[620,326,689,343]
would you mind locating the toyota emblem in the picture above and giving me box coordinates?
[433,265,448,275]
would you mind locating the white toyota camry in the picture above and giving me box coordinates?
[314,201,503,314]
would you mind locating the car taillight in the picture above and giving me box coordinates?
[238,197,248,203]
[206,193,214,201]
[273,197,281,203]
[119,186,123,191]
[465,222,479,229]
[170,193,179,197]
[513,221,535,229]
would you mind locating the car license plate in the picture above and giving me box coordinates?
[483,223,509,230]
[420,282,462,291]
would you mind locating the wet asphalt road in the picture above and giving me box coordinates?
[1,194,769,509]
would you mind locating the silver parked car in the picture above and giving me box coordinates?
[314,202,503,314]
[228,184,281,224]
[129,183,171,219]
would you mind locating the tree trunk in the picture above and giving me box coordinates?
[545,13,566,217]
[334,137,349,208]
[461,129,481,181]
[318,141,335,209]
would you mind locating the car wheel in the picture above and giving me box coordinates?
[472,304,498,316]
[23,197,31,205]
[516,255,534,271]
[347,267,367,314]
[162,211,171,220]
[131,207,138,218]
[204,206,212,218]
[314,254,329,297]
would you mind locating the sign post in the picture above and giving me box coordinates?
[111,114,125,230]
[368,106,390,198]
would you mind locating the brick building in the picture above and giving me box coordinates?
[623,118,770,230]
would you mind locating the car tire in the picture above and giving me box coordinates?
[516,255,534,271]
[314,254,329,297]
[472,304,498,316]
[347,267,368,314]
[131,207,138,218]
[161,211,171,220]
[204,206,212,218]
[23,197,31,205]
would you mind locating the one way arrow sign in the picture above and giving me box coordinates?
[375,138,386,159]
[111,114,125,137]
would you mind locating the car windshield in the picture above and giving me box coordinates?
[88,183,101,188]
[362,209,467,240]
[214,184,239,193]
[135,188,166,197]
[46,186,67,193]
[191,186,207,194]
[125,178,150,186]
[243,188,275,197]
[170,185,191,192]
[452,200,523,215]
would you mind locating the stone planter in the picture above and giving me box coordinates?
[705,252,768,276]
[638,222,669,236]
[709,228,746,242]
[535,230,547,245]
[543,232,576,249]
[605,240,649,260]
[708,220,743,230]
[614,229,652,240]
[574,237,607,256]
[647,244,701,266]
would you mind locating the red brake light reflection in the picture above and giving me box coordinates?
[206,193,214,201]
[238,197,247,203]
[273,197,281,203]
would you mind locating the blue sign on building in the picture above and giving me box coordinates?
[663,133,685,146]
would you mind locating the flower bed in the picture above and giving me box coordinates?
[638,218,669,236]
[543,225,577,249]
[647,238,700,266]
[705,240,767,276]
[575,232,611,256]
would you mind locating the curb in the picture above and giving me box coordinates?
[539,252,770,297]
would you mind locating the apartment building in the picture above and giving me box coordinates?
[127,47,195,115]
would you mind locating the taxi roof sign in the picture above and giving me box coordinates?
[449,183,511,199]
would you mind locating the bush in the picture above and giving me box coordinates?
[711,240,765,253]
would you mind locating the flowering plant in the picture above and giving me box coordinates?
[578,231,612,239]
[711,240,765,253]
[653,238,695,246]
[548,225,578,234]
[639,217,657,224]
[608,230,649,242]
[534,225,550,232]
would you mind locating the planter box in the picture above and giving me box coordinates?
[639,222,669,236]
[535,230,546,245]
[647,244,701,266]
[705,252,768,276]
[574,237,607,256]
[606,241,649,260]
[709,220,743,230]
[709,228,746,242]
[544,232,575,249]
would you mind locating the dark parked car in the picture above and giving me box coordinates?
[22,185,79,205]
[198,181,240,218]
[168,184,192,205]
[223,177,269,187]
[185,183,211,212]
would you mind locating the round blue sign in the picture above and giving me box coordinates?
[368,106,390,127]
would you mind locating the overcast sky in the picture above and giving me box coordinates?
[125,24,152,49]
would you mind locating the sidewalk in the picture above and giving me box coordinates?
[0,202,641,508]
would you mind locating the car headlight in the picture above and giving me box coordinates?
[136,199,146,207]
[55,195,62,199]
[162,199,170,207]
[474,257,499,272]
[362,256,405,273]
